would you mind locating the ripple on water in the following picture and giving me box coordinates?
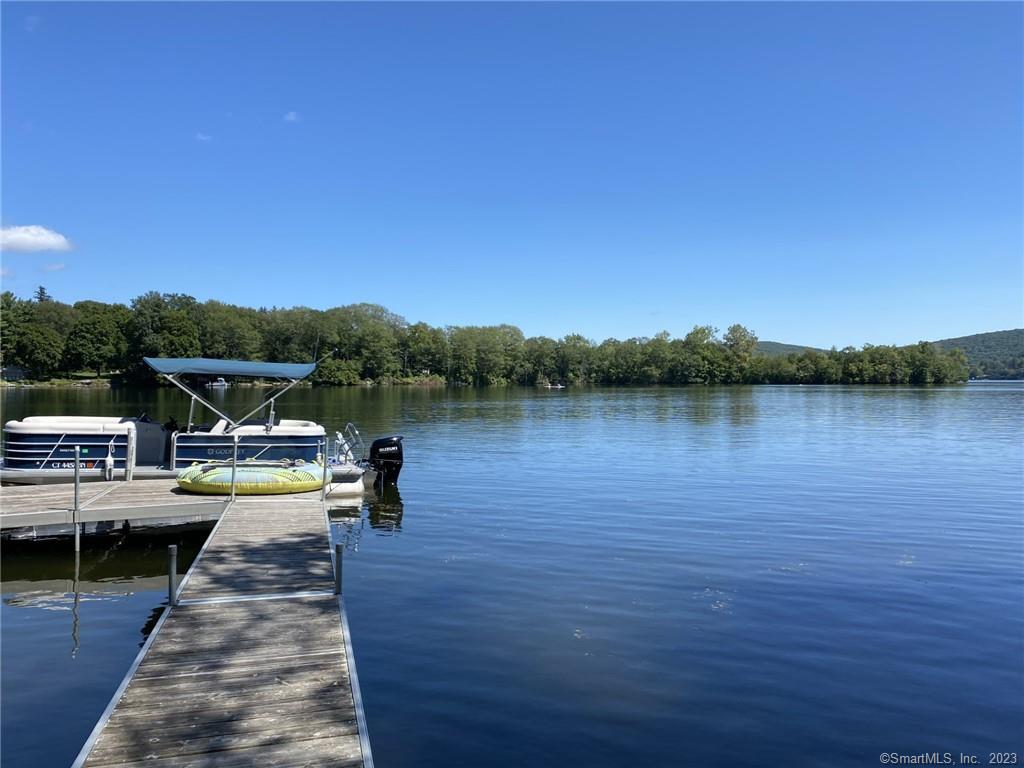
[2,384,1023,768]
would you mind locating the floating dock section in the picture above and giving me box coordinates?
[0,479,225,530]
[55,494,374,767]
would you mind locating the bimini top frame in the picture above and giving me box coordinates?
[143,357,319,434]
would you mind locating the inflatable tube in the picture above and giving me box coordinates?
[177,460,327,495]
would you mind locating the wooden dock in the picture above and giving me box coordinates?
[0,479,228,530]
[68,496,373,767]
[0,479,363,532]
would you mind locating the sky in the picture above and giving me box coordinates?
[1,2,1021,348]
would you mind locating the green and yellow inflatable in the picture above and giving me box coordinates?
[177,460,328,495]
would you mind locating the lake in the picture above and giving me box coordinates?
[2,383,1022,767]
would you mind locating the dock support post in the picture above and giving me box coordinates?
[230,434,239,502]
[74,446,81,552]
[167,545,178,606]
[334,543,343,595]
[321,438,329,502]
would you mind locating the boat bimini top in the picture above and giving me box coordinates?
[143,357,319,435]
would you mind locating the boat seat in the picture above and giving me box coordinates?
[5,417,134,435]
[231,422,326,436]
[208,419,230,435]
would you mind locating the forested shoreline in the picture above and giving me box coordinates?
[1,288,970,386]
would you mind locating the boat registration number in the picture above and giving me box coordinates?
[51,461,96,469]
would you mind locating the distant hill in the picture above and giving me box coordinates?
[755,341,825,357]
[757,330,1024,380]
[932,329,1024,380]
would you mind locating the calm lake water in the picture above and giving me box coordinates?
[2,384,1022,767]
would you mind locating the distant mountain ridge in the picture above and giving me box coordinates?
[755,341,825,357]
[932,329,1023,380]
[757,329,1024,380]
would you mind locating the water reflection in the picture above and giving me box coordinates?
[2,384,1021,768]
[327,499,363,520]
[2,524,211,650]
[727,386,757,426]
[367,486,404,533]
[329,487,405,557]
[139,605,167,642]
[72,549,80,657]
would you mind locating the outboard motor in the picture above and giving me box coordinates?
[368,435,404,487]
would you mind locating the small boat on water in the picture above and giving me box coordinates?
[205,377,229,388]
[1,357,403,494]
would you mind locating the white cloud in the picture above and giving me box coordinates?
[0,225,72,252]
[43,263,66,272]
[283,111,300,123]
[195,132,212,142]
[1,268,11,279]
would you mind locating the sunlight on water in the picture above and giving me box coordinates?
[2,383,1022,767]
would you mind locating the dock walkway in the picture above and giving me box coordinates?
[0,479,229,530]
[70,496,372,767]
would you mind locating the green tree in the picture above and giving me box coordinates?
[557,334,593,384]
[31,296,77,338]
[403,322,448,377]
[358,322,400,380]
[64,301,125,375]
[640,332,673,384]
[199,301,261,360]
[158,310,202,358]
[524,336,559,384]
[2,286,974,387]
[0,291,31,368]
[16,324,64,378]
[723,324,758,383]
[677,325,721,383]
[126,292,201,377]
[311,357,361,386]
[666,339,703,384]
[447,327,478,384]
[128,292,168,358]
[261,308,305,363]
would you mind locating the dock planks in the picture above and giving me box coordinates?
[72,497,371,768]
[177,500,332,600]
[0,480,325,529]
[0,480,228,529]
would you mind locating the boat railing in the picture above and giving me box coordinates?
[2,433,129,473]
[170,434,327,470]
[334,423,365,464]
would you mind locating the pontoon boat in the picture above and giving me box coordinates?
[1,357,403,493]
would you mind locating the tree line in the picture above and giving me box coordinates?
[0,286,969,386]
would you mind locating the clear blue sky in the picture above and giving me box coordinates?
[2,2,1021,348]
